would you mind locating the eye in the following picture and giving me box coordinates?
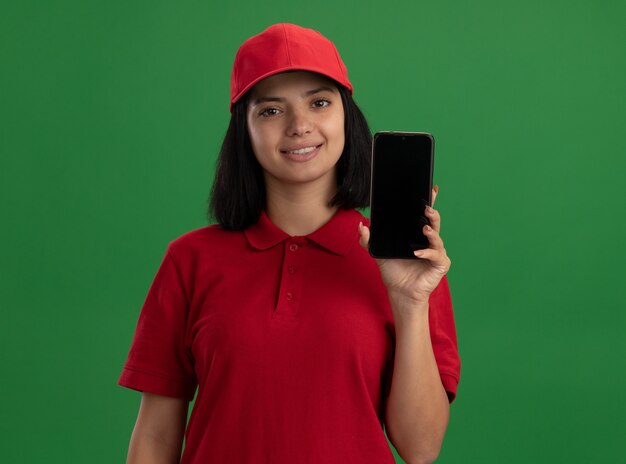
[259,107,281,117]
[312,99,331,109]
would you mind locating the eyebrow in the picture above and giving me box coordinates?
[252,86,337,106]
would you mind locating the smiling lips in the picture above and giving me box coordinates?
[280,143,323,162]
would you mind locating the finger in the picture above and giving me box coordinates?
[413,247,451,273]
[423,224,445,251]
[432,185,439,207]
[358,222,370,250]
[424,205,441,233]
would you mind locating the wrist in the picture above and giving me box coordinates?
[387,288,430,307]
[388,290,430,322]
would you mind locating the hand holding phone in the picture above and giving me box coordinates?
[368,132,434,259]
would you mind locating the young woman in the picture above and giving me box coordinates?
[119,23,460,464]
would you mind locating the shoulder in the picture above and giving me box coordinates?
[357,210,370,228]
[170,223,236,246]
[165,224,246,264]
[343,208,369,228]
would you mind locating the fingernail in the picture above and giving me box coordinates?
[425,225,432,232]
[426,205,433,213]
[414,250,424,257]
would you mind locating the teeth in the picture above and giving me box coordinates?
[287,146,317,155]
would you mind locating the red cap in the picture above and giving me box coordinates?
[230,23,353,111]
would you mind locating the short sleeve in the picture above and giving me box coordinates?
[118,247,197,401]
[428,275,461,403]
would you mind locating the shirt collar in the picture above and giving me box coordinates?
[244,209,362,256]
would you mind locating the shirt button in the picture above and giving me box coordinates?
[286,292,293,301]
[289,244,298,252]
[288,265,295,274]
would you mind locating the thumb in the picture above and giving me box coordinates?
[358,222,370,250]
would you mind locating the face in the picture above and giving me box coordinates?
[246,71,345,191]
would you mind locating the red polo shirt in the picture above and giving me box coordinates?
[118,208,460,463]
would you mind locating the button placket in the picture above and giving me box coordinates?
[273,239,305,320]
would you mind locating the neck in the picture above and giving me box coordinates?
[264,175,339,236]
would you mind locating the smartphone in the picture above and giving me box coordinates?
[369,131,434,259]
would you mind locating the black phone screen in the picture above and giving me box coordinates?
[369,132,434,259]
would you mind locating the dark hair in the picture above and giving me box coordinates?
[208,84,372,230]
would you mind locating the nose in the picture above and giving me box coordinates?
[285,108,313,137]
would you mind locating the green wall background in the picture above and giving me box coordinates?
[1,1,625,462]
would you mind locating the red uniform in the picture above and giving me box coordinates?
[119,208,460,463]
